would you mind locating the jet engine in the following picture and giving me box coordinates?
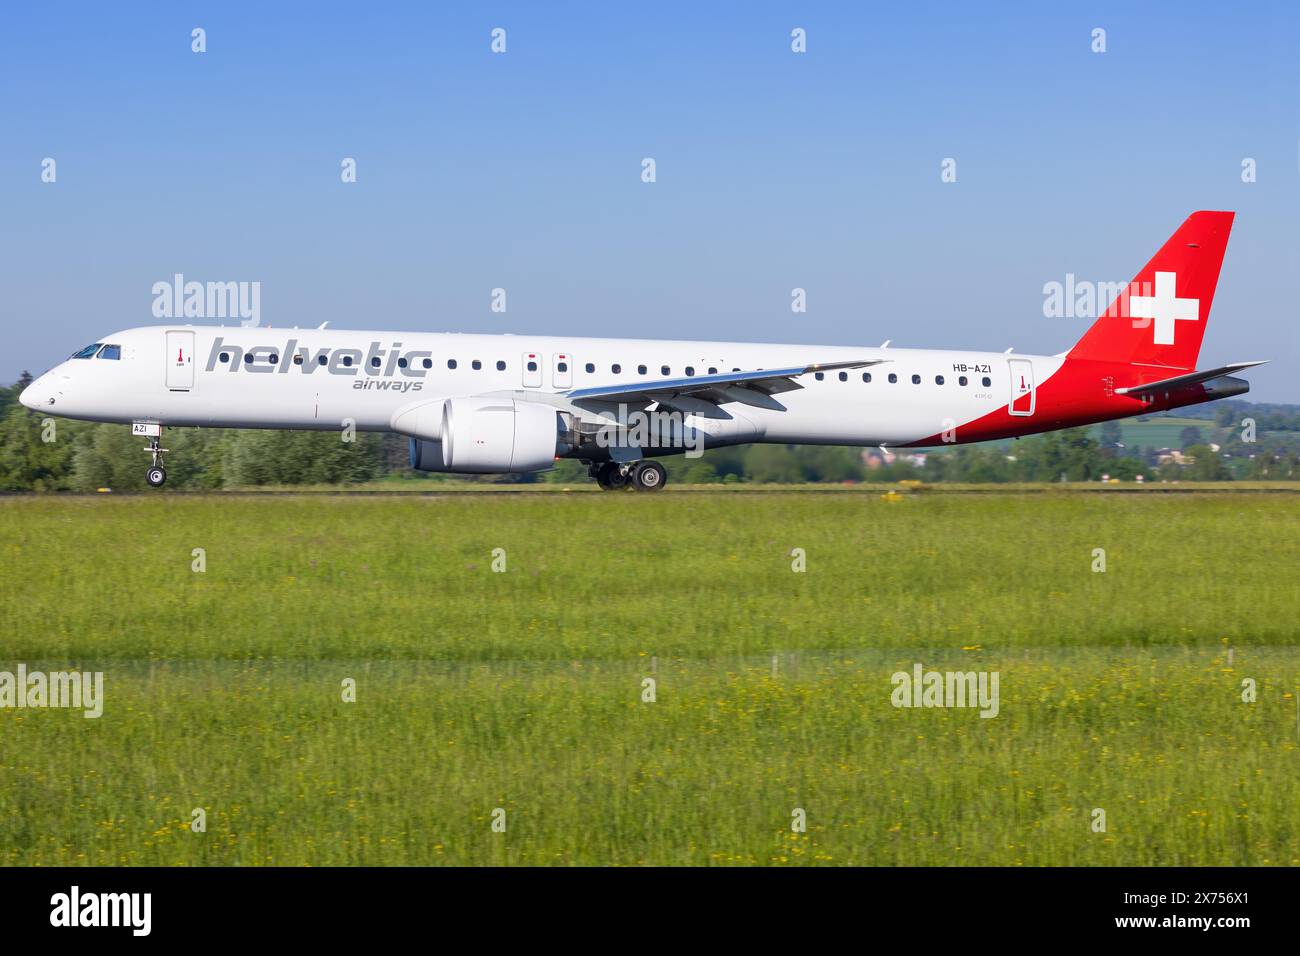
[409,397,560,474]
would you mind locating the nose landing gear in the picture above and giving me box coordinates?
[144,433,168,487]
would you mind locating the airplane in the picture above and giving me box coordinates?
[20,210,1264,491]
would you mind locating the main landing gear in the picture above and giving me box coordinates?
[589,460,667,492]
[144,433,168,487]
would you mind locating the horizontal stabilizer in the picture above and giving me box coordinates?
[1114,361,1267,396]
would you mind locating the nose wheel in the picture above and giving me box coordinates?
[144,432,168,487]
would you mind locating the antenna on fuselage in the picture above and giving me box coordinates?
[318,321,330,329]
[880,340,891,348]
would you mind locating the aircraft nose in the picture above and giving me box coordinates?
[20,376,55,410]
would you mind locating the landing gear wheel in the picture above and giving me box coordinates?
[631,460,667,492]
[142,429,169,489]
[601,463,630,490]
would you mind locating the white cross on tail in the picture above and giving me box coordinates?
[1128,271,1199,346]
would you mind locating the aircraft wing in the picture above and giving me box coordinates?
[564,359,886,415]
[1114,361,1267,396]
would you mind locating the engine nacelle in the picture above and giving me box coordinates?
[433,397,559,473]
[390,398,446,442]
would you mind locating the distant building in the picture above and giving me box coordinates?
[1155,448,1188,466]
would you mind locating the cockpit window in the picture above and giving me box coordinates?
[71,343,102,359]
[97,344,121,360]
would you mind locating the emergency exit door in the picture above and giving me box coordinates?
[522,351,543,388]
[552,352,572,388]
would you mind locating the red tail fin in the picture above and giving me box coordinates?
[1069,210,1234,371]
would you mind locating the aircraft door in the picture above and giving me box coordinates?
[166,331,195,391]
[522,351,543,388]
[552,352,572,389]
[1008,358,1034,416]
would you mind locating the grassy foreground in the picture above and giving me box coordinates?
[0,490,1297,865]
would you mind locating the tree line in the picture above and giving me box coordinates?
[2,373,1297,490]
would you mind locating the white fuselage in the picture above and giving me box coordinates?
[21,325,1063,451]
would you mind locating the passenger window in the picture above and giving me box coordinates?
[838,371,848,382]
[472,360,482,370]
[982,376,991,387]
[585,363,595,373]
[497,360,507,371]
[526,361,537,371]
[708,367,718,375]
[862,372,872,383]
[448,359,458,369]
[911,374,921,384]
[371,356,381,368]
[219,352,231,364]
[935,375,944,385]
[959,376,967,386]
[295,354,305,366]
[557,362,568,373]
[342,355,353,367]
[269,354,279,365]
[244,354,254,364]
[685,366,695,376]
[814,372,824,381]
[319,355,329,366]
[638,364,647,375]
[422,358,432,369]
[888,373,898,383]
[661,365,671,376]
[611,364,621,374]
[97,344,121,360]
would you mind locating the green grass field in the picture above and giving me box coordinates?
[1,490,1297,865]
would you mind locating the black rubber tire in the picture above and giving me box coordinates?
[146,466,167,487]
[631,460,666,492]
[595,462,626,490]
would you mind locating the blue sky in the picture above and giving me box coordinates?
[3,1,1298,400]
